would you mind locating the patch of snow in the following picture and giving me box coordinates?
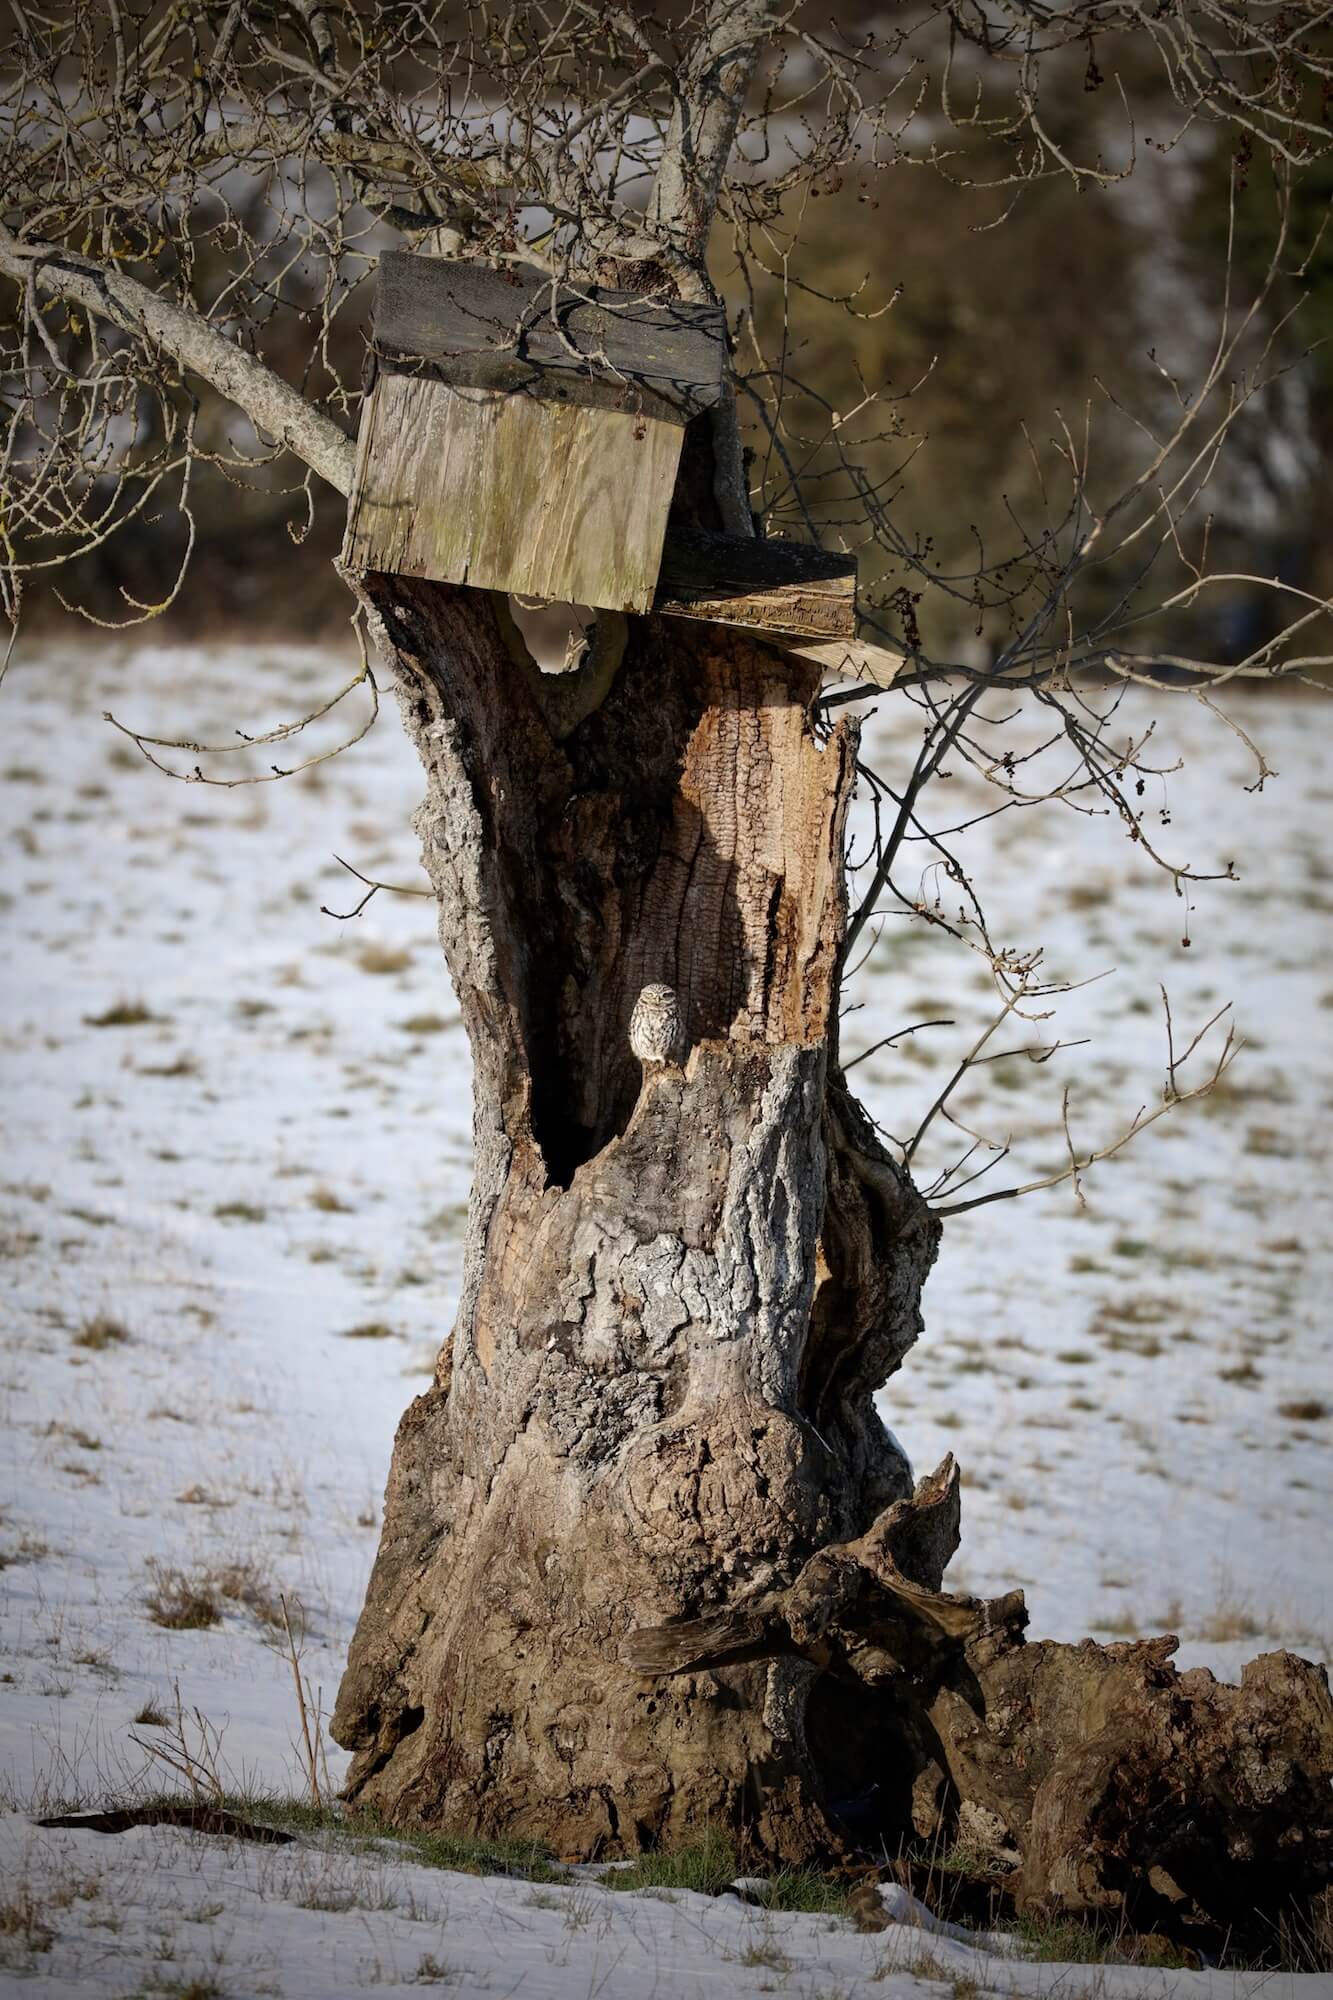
[2,1813,1330,1998]
[877,1879,1024,1954]
[1,639,1328,1993]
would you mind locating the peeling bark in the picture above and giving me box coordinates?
[332,574,1332,1940]
[331,575,937,1855]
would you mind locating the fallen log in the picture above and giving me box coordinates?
[626,1457,1333,1959]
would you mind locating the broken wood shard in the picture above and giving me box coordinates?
[623,1458,1027,1680]
[342,255,727,613]
[781,634,905,690]
[655,529,857,640]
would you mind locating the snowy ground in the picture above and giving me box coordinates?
[6,1809,1327,2000]
[2,636,1330,1996]
[847,677,1333,1671]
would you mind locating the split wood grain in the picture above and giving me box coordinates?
[654,529,857,639]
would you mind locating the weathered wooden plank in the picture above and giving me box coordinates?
[373,253,727,420]
[654,529,857,640]
[341,372,683,612]
[780,635,905,688]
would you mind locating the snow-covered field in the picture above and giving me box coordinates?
[7,1809,1323,2000]
[2,637,1329,1997]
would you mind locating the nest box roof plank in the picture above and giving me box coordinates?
[371,253,728,422]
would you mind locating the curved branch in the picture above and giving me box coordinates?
[0,226,355,497]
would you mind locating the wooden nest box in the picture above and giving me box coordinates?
[342,253,729,614]
[344,253,859,639]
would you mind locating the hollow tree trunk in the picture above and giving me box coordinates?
[331,574,1333,1936]
[330,573,940,1858]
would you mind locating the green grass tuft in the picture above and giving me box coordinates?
[603,1830,738,1898]
[225,1797,566,1883]
[993,1912,1200,1968]
[603,1832,850,1915]
[761,1866,852,1916]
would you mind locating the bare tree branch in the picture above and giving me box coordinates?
[0,227,356,496]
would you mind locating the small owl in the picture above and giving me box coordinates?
[629,982,686,1068]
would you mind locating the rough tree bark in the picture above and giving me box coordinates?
[330,575,1333,1947]
[11,0,1331,1948]
[331,571,940,1858]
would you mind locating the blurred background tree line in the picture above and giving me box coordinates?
[14,4,1331,668]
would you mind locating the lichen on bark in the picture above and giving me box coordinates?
[332,574,937,1854]
[332,574,1333,1948]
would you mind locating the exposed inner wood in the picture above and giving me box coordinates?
[356,575,856,1181]
[655,528,857,639]
[621,644,853,1047]
[331,572,1333,1949]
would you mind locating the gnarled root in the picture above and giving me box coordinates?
[630,1457,1333,1955]
[928,1628,1333,1951]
